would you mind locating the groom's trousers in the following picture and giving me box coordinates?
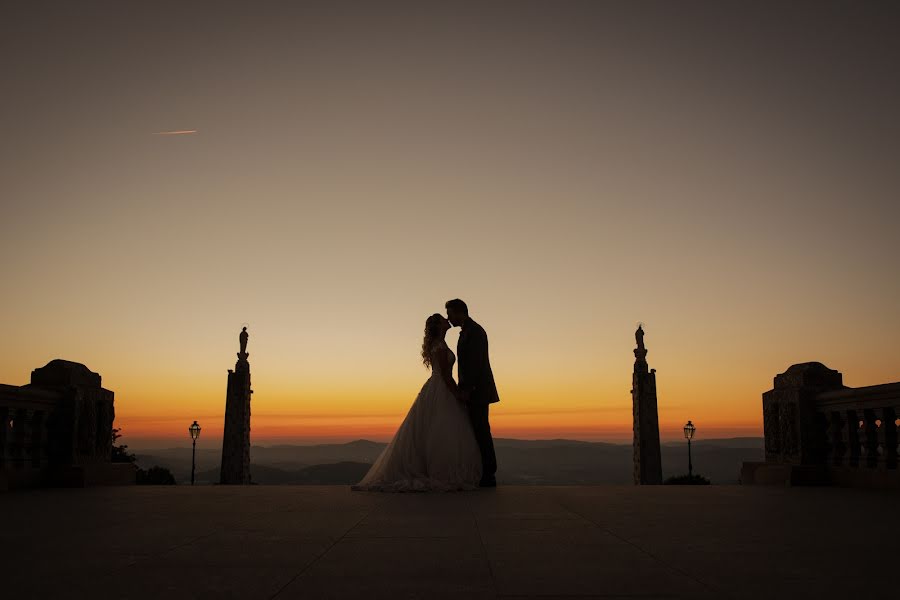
[468,402,497,479]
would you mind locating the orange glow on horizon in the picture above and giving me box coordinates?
[115,411,762,447]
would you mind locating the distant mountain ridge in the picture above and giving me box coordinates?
[662,437,764,448]
[134,437,763,486]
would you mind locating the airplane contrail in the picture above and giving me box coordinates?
[152,130,198,135]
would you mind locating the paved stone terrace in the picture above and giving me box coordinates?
[3,485,897,599]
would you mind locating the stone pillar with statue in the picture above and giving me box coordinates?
[220,327,253,484]
[631,325,663,484]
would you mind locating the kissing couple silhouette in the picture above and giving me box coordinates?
[352,299,499,492]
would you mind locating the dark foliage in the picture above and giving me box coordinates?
[111,427,136,463]
[137,465,177,485]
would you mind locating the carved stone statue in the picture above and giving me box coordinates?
[635,325,645,351]
[239,327,249,355]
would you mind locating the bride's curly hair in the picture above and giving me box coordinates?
[421,313,444,369]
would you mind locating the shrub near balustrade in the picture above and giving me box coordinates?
[110,427,136,463]
[136,466,177,485]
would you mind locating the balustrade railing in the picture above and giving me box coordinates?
[2,360,130,491]
[0,384,59,486]
[750,362,900,487]
[817,383,900,471]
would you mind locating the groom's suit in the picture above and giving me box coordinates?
[457,318,499,482]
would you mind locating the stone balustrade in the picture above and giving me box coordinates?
[1,360,135,491]
[817,383,900,471]
[1,384,60,487]
[743,362,900,488]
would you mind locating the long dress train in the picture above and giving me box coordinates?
[351,341,482,492]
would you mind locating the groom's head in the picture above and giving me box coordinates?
[445,298,468,327]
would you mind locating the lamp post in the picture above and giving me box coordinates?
[683,420,696,477]
[189,420,201,485]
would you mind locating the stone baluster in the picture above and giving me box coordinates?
[861,409,879,468]
[881,407,898,469]
[0,406,8,469]
[11,408,27,469]
[21,408,32,469]
[895,408,900,467]
[827,410,847,466]
[846,409,860,467]
[30,410,45,468]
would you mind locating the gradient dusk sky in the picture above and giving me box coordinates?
[2,1,898,447]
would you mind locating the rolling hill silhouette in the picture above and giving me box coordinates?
[135,438,762,485]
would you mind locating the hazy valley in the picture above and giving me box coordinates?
[134,438,763,485]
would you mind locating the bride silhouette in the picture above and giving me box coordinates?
[351,313,482,492]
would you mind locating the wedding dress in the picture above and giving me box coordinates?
[351,340,483,492]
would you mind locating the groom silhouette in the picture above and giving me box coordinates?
[446,298,499,488]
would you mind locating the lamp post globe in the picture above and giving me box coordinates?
[683,420,695,477]
[189,420,201,485]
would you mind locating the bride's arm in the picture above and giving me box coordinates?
[433,347,459,397]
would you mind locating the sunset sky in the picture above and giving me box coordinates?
[2,2,898,448]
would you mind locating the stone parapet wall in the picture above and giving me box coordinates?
[1,360,133,491]
[747,362,899,488]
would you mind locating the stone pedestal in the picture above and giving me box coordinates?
[220,351,252,485]
[762,362,844,466]
[631,326,662,485]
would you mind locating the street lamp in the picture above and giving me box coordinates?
[683,420,696,477]
[189,420,201,485]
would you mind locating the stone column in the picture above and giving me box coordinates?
[632,326,662,485]
[220,329,252,485]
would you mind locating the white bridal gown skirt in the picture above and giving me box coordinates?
[351,374,483,492]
